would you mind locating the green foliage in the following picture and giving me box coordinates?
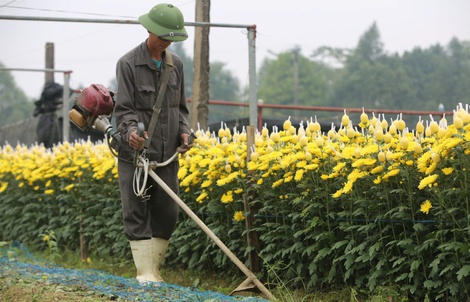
[0,158,129,260]
[0,63,34,127]
[38,230,61,262]
[170,43,241,104]
[258,50,328,119]
[1,138,470,301]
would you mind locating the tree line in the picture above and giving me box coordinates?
[257,23,470,125]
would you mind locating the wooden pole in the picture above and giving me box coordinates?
[189,0,211,131]
[245,125,260,273]
[45,42,54,83]
[79,198,88,262]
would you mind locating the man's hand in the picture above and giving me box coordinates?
[179,133,194,154]
[129,130,148,151]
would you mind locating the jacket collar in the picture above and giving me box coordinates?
[135,39,167,71]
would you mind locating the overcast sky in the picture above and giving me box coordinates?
[1,0,469,99]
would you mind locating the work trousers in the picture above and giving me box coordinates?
[118,159,180,241]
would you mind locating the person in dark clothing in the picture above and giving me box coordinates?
[113,3,192,284]
[34,80,63,148]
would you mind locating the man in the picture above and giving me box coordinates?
[113,3,192,284]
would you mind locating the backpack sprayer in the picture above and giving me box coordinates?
[68,84,275,300]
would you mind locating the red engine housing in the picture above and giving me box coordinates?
[70,84,114,131]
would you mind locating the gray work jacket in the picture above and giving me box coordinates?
[114,40,190,162]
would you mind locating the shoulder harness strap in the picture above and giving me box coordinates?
[143,50,173,150]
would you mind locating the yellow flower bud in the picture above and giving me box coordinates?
[315,136,324,147]
[283,117,292,131]
[431,152,440,163]
[399,137,409,150]
[360,111,369,125]
[378,151,386,163]
[341,110,350,126]
[414,142,423,154]
[454,115,463,129]
[429,121,439,134]
[416,120,424,134]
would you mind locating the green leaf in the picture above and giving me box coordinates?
[314,247,331,261]
[302,245,315,257]
[368,242,381,258]
[410,260,420,271]
[460,243,470,253]
[424,279,442,289]
[392,256,406,268]
[439,263,455,276]
[457,265,470,281]
[331,240,348,251]
[395,272,408,282]
[413,223,424,231]
[355,253,370,263]
[375,259,386,270]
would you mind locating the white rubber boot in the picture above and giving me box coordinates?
[129,239,159,283]
[151,237,169,282]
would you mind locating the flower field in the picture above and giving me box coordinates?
[1,105,470,300]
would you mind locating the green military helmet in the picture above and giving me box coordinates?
[139,3,188,42]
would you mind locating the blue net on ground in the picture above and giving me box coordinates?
[1,241,269,302]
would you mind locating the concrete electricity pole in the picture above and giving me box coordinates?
[190,0,210,131]
[45,42,54,83]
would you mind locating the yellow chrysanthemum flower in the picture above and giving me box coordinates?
[425,162,437,175]
[233,211,245,222]
[420,200,432,214]
[371,166,383,174]
[64,184,75,191]
[382,168,400,180]
[272,179,283,188]
[201,180,212,188]
[221,190,234,203]
[0,181,7,193]
[342,180,354,194]
[332,188,342,198]
[177,167,188,179]
[294,169,305,182]
[442,167,453,175]
[196,192,208,203]
[418,174,438,190]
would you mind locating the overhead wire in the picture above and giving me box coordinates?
[0,0,24,13]
[0,3,132,62]
[0,4,136,19]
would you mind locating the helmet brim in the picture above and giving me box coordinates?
[139,14,188,42]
